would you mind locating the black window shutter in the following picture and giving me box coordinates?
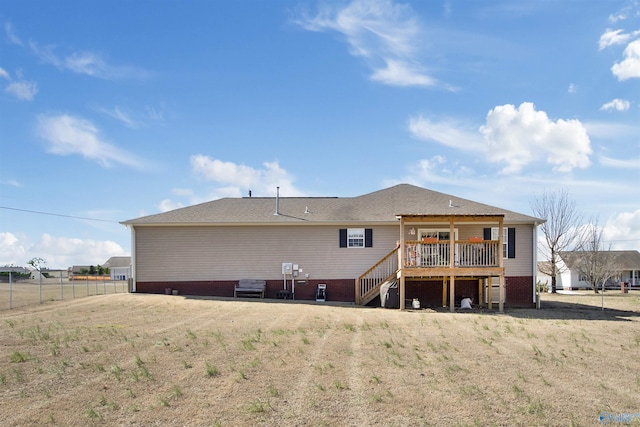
[483,228,491,240]
[365,228,373,247]
[339,229,347,248]
[507,228,516,258]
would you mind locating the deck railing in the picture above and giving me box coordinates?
[403,240,500,268]
[356,245,399,305]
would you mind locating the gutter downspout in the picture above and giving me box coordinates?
[130,226,136,293]
[534,222,539,309]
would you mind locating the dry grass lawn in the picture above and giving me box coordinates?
[0,291,639,426]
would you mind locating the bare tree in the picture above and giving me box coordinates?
[27,257,46,276]
[531,190,583,293]
[574,220,620,296]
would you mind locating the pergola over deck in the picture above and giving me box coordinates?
[397,213,505,312]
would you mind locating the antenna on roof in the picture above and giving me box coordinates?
[274,186,280,215]
[248,190,252,197]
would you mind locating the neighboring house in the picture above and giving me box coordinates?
[121,184,544,311]
[542,250,640,291]
[69,265,91,277]
[68,257,131,281]
[103,256,131,281]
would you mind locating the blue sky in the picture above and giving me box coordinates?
[1,0,639,269]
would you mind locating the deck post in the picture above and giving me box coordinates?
[449,274,455,312]
[498,216,504,313]
[442,277,447,307]
[499,273,504,313]
[488,277,493,310]
[478,278,483,307]
[399,217,405,310]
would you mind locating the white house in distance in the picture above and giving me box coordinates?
[539,250,640,291]
[103,256,132,281]
[121,184,544,311]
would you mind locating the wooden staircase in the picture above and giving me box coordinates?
[356,246,399,306]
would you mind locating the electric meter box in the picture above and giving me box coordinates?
[282,263,293,275]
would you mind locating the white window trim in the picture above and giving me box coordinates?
[491,227,509,259]
[347,228,365,248]
[417,228,458,241]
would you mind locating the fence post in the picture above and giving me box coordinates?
[60,273,63,301]
[72,276,75,299]
[39,271,42,304]
[9,271,13,309]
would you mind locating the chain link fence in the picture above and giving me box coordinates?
[0,275,129,310]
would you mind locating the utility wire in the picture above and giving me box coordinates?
[0,206,119,223]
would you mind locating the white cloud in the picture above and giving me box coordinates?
[0,232,27,266]
[5,80,38,101]
[97,106,137,128]
[0,67,38,101]
[408,155,478,186]
[609,14,627,24]
[2,179,21,187]
[370,58,437,87]
[599,155,640,168]
[29,41,148,80]
[480,103,591,173]
[36,114,145,169]
[4,22,23,46]
[583,120,638,139]
[408,116,484,151]
[611,39,640,80]
[598,29,639,50]
[190,156,305,197]
[31,233,125,268]
[600,98,631,111]
[410,103,592,174]
[567,83,577,94]
[603,209,640,251]
[294,0,440,88]
[1,231,124,268]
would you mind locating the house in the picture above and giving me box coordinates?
[68,257,131,281]
[541,250,640,291]
[103,256,132,281]
[120,184,544,311]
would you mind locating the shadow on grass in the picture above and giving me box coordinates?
[505,299,640,321]
[181,293,639,321]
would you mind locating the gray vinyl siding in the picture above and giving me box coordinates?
[460,224,533,276]
[135,225,399,282]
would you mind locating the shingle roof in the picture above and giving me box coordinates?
[121,184,543,226]
[559,250,640,270]
[103,257,131,268]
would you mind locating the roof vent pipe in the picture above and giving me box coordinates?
[274,186,280,215]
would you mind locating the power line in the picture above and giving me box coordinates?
[0,206,119,224]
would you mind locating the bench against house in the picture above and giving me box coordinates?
[234,279,266,298]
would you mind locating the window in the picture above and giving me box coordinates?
[348,228,365,248]
[491,227,507,258]
[484,227,516,259]
[339,228,373,248]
